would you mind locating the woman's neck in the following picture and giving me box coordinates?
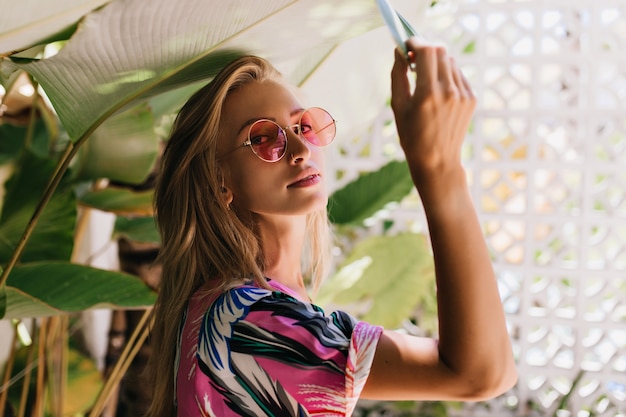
[256,214,309,300]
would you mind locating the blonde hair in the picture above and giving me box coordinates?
[145,56,332,417]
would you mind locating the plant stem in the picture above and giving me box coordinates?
[88,308,153,417]
[46,316,67,417]
[17,321,38,417]
[0,139,75,290]
[71,208,92,262]
[0,107,105,291]
[33,318,48,417]
[23,79,39,150]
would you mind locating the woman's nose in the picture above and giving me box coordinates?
[286,127,311,164]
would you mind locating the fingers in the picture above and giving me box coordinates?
[390,48,411,111]
[436,47,454,89]
[405,37,437,88]
[403,38,470,97]
[453,60,475,100]
[392,37,475,122]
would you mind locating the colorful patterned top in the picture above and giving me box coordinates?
[175,279,384,416]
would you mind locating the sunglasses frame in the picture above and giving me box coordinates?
[220,107,336,163]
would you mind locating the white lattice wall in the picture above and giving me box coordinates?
[327,1,626,415]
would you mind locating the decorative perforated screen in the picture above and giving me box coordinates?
[327,1,625,415]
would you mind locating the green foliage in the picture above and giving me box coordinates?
[318,232,435,329]
[0,0,111,54]
[323,156,436,331]
[355,399,455,416]
[0,1,441,413]
[0,0,399,318]
[0,120,50,163]
[329,160,414,226]
[78,186,154,216]
[114,216,160,245]
[3,262,156,318]
[0,280,5,318]
[73,103,159,185]
[463,40,476,54]
[553,370,585,416]
[4,1,389,143]
[0,150,76,263]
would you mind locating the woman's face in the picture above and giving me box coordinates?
[219,80,329,218]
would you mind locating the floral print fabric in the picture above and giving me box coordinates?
[175,280,383,416]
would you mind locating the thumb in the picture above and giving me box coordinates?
[390,47,411,112]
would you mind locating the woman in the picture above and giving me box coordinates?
[146,38,517,417]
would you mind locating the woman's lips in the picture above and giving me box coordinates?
[288,174,321,188]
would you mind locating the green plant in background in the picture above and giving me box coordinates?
[0,0,412,320]
[522,370,621,417]
[355,399,453,417]
[323,160,437,331]
[0,0,438,414]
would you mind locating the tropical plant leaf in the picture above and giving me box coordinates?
[0,63,21,89]
[147,80,206,122]
[0,150,76,263]
[316,232,435,329]
[0,118,51,163]
[328,159,414,226]
[397,6,422,39]
[73,103,158,185]
[113,216,160,244]
[79,186,153,216]
[2,261,156,319]
[8,0,391,141]
[0,0,110,55]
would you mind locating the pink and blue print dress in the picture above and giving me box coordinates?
[175,279,383,416]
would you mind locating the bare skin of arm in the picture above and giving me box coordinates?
[360,39,518,402]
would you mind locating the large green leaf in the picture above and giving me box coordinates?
[113,216,160,245]
[0,118,50,163]
[79,186,153,215]
[0,0,110,54]
[316,232,435,329]
[329,159,414,226]
[73,103,159,185]
[8,0,391,141]
[0,151,76,263]
[2,261,156,319]
[148,79,207,121]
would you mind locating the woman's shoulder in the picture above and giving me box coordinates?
[185,279,298,322]
[218,279,312,306]
[213,280,314,317]
[188,279,380,339]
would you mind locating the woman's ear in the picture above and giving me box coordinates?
[219,168,234,208]
[221,184,234,208]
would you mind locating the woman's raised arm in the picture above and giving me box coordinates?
[361,38,517,401]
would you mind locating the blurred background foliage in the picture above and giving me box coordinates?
[0,0,439,415]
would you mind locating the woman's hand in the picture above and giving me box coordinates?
[391,38,476,188]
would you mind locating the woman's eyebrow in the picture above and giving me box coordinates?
[236,117,275,135]
[236,108,305,135]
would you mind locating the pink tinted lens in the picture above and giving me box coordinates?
[299,108,336,147]
[249,120,287,161]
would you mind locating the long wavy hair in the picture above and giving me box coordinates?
[145,56,332,417]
